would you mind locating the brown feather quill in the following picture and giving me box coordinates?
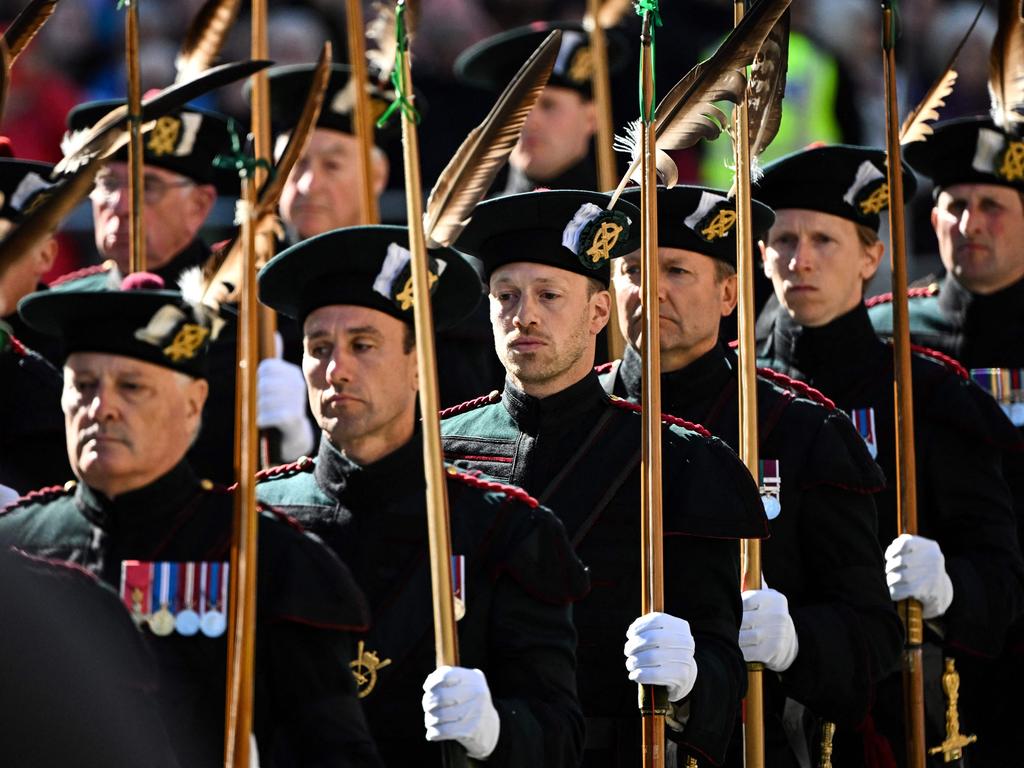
[174,0,242,83]
[366,1,397,86]
[610,0,792,205]
[423,30,562,249]
[746,8,789,175]
[0,155,103,277]
[1,0,59,64]
[901,0,983,144]
[990,0,1024,135]
[201,43,333,306]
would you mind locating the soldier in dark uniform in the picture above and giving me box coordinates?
[50,102,314,482]
[0,276,381,767]
[754,144,1024,764]
[454,23,626,196]
[254,225,590,766]
[867,117,1024,765]
[869,117,1024,374]
[0,157,72,493]
[264,63,503,408]
[601,184,902,766]
[439,189,768,766]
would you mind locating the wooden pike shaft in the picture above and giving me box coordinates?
[584,0,627,363]
[881,5,925,766]
[397,10,467,760]
[250,0,278,462]
[126,0,145,273]
[732,1,764,764]
[346,0,380,225]
[638,13,667,768]
[585,0,617,191]
[224,173,261,768]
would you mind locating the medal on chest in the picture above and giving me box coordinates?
[971,368,1024,426]
[848,407,879,458]
[149,562,177,636]
[759,460,782,520]
[174,562,201,636]
[452,554,466,621]
[200,562,228,638]
[120,561,154,625]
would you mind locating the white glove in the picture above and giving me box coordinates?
[257,337,314,461]
[422,666,501,759]
[624,612,698,702]
[739,587,799,672]
[885,533,954,619]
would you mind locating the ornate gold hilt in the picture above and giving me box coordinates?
[819,720,836,768]
[927,657,977,762]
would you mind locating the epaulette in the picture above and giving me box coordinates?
[756,367,836,410]
[593,361,616,374]
[439,389,501,419]
[445,465,539,509]
[48,260,116,287]
[1,481,75,514]
[12,548,100,583]
[260,502,307,533]
[607,395,713,438]
[910,343,969,380]
[864,284,939,308]
[254,456,315,481]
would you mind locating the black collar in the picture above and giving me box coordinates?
[314,432,424,507]
[502,153,598,196]
[768,302,886,385]
[75,459,201,533]
[937,271,1024,327]
[620,343,733,410]
[153,239,210,287]
[501,371,607,434]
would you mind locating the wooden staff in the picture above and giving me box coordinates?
[731,2,765,764]
[224,169,260,768]
[249,0,280,466]
[881,2,925,766]
[125,0,145,273]
[584,0,628,363]
[223,1,271,760]
[637,10,668,768]
[346,0,380,224]
[393,2,466,765]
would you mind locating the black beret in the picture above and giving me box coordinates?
[455,21,627,98]
[65,101,236,193]
[0,159,57,223]
[619,185,775,265]
[755,144,917,232]
[455,189,641,287]
[258,225,482,330]
[903,115,1024,193]
[259,63,400,147]
[18,273,219,378]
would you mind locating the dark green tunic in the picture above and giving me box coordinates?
[758,302,1024,765]
[256,435,590,768]
[0,460,380,768]
[441,372,767,767]
[600,343,902,767]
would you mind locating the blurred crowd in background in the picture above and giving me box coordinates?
[0,0,997,290]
